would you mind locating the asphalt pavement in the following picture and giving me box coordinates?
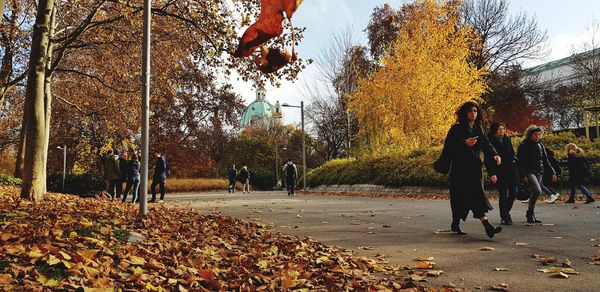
[165,191,600,291]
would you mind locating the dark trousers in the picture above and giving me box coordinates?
[228,179,236,193]
[497,184,517,220]
[123,177,140,203]
[151,180,165,201]
[286,177,295,195]
[108,179,122,199]
[570,183,592,199]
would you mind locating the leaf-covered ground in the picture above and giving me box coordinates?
[0,186,446,291]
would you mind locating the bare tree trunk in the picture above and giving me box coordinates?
[14,109,26,178]
[0,1,5,23]
[21,0,55,201]
[41,5,56,194]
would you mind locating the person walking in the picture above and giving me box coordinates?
[565,143,595,204]
[517,125,557,223]
[436,101,503,238]
[485,123,519,225]
[104,150,122,200]
[150,151,169,203]
[118,151,129,201]
[227,165,238,193]
[543,148,562,204]
[122,153,141,203]
[239,166,251,193]
[283,158,298,196]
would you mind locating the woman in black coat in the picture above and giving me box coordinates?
[485,123,519,225]
[438,102,503,238]
[516,125,556,223]
[565,143,595,204]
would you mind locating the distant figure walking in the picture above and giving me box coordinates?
[435,101,502,238]
[565,143,595,204]
[104,150,122,200]
[283,158,298,196]
[239,166,251,193]
[122,153,141,203]
[542,148,562,204]
[228,165,238,193]
[486,123,519,225]
[118,151,129,200]
[150,151,169,202]
[517,125,556,223]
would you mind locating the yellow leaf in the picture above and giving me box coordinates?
[44,278,61,287]
[80,218,93,227]
[128,255,146,266]
[257,260,269,269]
[47,254,61,265]
[59,251,71,260]
[145,282,164,291]
[0,274,13,285]
[69,231,78,238]
[28,251,44,258]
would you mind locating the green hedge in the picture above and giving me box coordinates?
[307,132,600,188]
[0,174,21,186]
[47,172,104,195]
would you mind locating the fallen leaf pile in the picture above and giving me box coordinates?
[532,254,579,279]
[0,186,439,290]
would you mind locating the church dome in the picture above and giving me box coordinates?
[240,90,280,127]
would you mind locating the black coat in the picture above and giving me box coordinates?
[239,169,250,181]
[227,168,237,181]
[567,154,589,184]
[441,123,498,220]
[516,140,555,177]
[128,160,141,179]
[485,135,519,187]
[119,158,129,181]
[153,156,168,182]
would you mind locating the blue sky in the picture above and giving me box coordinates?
[233,0,600,125]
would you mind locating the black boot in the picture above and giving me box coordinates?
[526,209,541,223]
[565,196,575,203]
[507,214,513,224]
[482,220,502,238]
[500,217,511,225]
[585,196,595,204]
[451,219,466,235]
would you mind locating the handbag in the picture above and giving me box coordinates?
[516,185,530,201]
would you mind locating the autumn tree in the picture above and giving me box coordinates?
[13,0,307,200]
[350,0,486,155]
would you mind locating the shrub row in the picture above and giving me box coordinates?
[0,174,21,186]
[307,132,600,188]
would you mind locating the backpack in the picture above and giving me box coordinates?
[285,163,297,178]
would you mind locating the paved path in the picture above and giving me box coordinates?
[166,191,600,291]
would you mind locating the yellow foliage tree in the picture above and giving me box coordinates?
[350,0,486,156]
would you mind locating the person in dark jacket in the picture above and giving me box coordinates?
[122,153,141,203]
[517,125,557,223]
[542,148,562,204]
[439,101,503,238]
[150,151,168,202]
[104,150,122,200]
[485,123,519,225]
[565,143,595,204]
[118,151,129,200]
[227,165,238,193]
[283,158,298,196]
[239,166,250,194]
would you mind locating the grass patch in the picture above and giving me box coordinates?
[35,261,67,280]
[113,228,130,243]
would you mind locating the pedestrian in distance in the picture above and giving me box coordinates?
[228,165,238,193]
[516,125,557,223]
[122,153,141,203]
[542,148,562,204]
[485,123,519,225]
[104,150,122,200]
[435,101,503,238]
[283,158,298,196]
[565,143,595,204]
[239,166,251,194]
[150,151,169,203]
[118,151,129,201]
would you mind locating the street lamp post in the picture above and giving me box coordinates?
[56,145,66,191]
[281,101,306,194]
[140,0,152,215]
